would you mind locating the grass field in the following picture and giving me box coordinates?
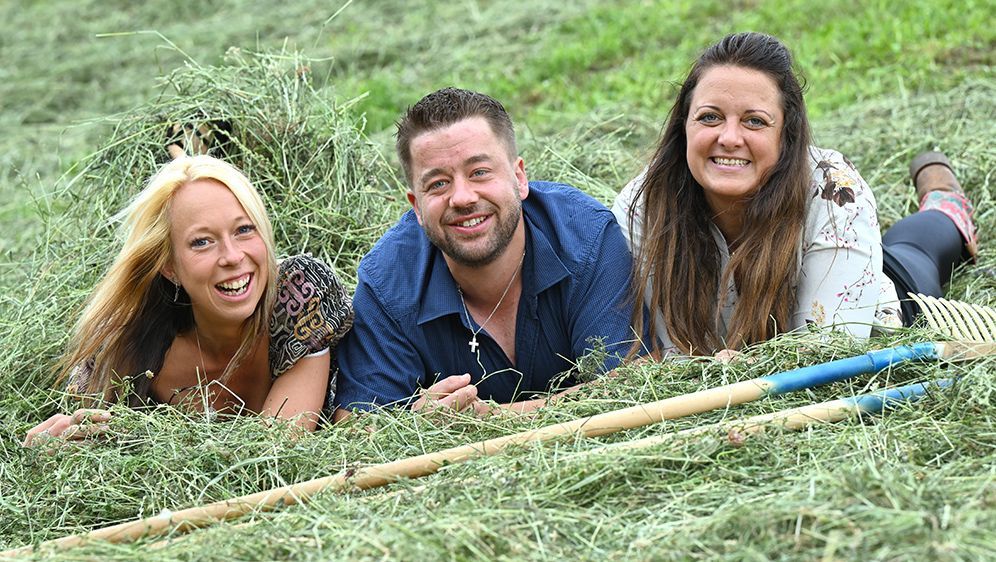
[1,1,995,560]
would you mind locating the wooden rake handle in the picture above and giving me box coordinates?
[594,378,953,453]
[0,342,952,556]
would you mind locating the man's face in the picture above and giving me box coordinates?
[406,116,528,267]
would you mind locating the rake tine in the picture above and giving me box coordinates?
[966,299,996,342]
[917,294,967,339]
[950,298,986,342]
[910,293,996,342]
[909,293,943,333]
[980,305,996,342]
[943,297,981,341]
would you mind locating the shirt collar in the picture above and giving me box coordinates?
[415,210,571,326]
[522,210,570,294]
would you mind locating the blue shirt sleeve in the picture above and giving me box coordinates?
[333,278,423,411]
[568,214,648,371]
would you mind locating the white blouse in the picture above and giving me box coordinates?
[612,146,902,352]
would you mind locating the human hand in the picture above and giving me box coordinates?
[411,374,487,414]
[713,349,741,364]
[22,409,111,447]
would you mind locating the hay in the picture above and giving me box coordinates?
[2,47,996,561]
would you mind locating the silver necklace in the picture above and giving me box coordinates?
[194,325,208,376]
[456,250,526,354]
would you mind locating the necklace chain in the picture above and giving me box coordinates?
[170,327,243,418]
[457,249,526,354]
[194,325,208,378]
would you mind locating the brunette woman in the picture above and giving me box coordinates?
[613,32,976,357]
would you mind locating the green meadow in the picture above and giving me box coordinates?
[1,0,994,559]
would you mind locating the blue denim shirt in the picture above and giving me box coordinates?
[334,181,643,410]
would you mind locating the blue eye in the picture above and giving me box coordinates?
[471,168,489,177]
[190,238,209,248]
[696,113,721,125]
[236,224,256,235]
[745,116,768,128]
[427,179,448,191]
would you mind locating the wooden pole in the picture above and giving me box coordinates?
[591,378,951,454]
[4,343,975,557]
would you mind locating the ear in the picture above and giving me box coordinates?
[514,157,529,200]
[160,263,177,284]
[406,190,424,225]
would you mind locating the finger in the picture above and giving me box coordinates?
[714,349,741,364]
[167,144,185,159]
[439,385,479,411]
[71,409,111,425]
[424,374,473,398]
[470,400,493,417]
[63,423,110,441]
[23,416,66,447]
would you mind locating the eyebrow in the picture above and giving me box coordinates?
[748,109,776,120]
[418,154,493,186]
[181,215,252,237]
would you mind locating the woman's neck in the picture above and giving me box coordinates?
[711,207,745,247]
[190,313,245,359]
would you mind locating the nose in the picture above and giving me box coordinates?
[217,237,244,267]
[449,176,479,209]
[717,120,743,149]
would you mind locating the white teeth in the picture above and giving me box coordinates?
[459,217,485,227]
[217,274,250,294]
[714,157,749,167]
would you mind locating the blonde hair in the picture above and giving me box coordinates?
[58,155,278,405]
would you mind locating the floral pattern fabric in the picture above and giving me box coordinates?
[611,146,901,352]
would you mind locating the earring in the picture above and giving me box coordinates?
[173,280,181,302]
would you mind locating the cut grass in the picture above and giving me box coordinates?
[1,0,995,559]
[3,76,995,557]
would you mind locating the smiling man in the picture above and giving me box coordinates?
[333,88,644,415]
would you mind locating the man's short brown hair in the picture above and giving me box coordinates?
[395,87,517,185]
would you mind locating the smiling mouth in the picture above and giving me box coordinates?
[712,157,750,167]
[455,216,487,228]
[216,273,251,296]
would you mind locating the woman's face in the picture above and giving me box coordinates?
[685,65,783,214]
[164,179,268,327]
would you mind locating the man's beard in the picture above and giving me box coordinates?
[423,199,522,268]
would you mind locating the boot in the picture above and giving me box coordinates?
[910,151,977,260]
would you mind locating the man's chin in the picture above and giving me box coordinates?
[440,244,502,268]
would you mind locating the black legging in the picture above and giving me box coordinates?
[882,209,969,325]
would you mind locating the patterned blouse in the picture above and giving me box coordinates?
[68,254,354,405]
[611,146,902,353]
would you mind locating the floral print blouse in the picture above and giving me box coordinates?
[611,146,902,352]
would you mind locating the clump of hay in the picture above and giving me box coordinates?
[59,47,406,287]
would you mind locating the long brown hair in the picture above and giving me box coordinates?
[630,32,813,355]
[57,156,278,406]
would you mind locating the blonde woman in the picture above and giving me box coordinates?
[23,155,352,445]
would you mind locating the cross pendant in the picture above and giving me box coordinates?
[469,337,479,353]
